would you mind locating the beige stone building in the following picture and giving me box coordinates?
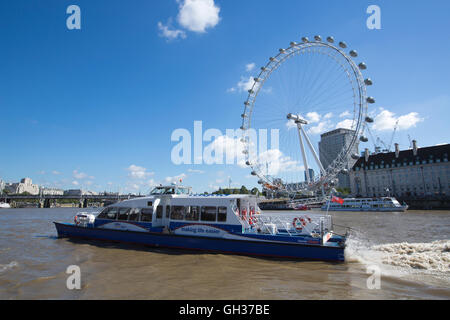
[349,142,450,198]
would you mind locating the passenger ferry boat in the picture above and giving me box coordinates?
[321,197,408,212]
[54,185,347,261]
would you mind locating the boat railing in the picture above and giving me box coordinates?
[239,213,333,237]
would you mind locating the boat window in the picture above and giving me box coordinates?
[97,207,112,219]
[201,206,217,222]
[118,208,131,220]
[185,206,200,221]
[166,205,170,218]
[98,207,119,220]
[156,206,163,219]
[147,201,153,207]
[128,208,140,221]
[218,206,227,222]
[171,206,185,220]
[140,208,153,222]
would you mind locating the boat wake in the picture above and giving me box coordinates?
[345,232,450,283]
[372,241,450,273]
[0,261,18,273]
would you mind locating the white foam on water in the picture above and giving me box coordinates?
[345,232,450,284]
[373,241,450,273]
[0,261,19,273]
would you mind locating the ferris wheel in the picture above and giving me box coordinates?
[240,35,374,194]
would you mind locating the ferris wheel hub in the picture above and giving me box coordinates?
[287,113,308,124]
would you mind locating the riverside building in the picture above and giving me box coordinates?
[349,141,450,198]
[319,128,359,190]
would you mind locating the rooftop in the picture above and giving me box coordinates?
[352,143,449,170]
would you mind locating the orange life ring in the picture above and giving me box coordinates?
[292,218,303,231]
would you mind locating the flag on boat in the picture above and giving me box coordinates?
[331,196,344,205]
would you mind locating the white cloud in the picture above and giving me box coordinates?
[232,76,256,93]
[73,170,88,180]
[307,120,333,135]
[339,111,351,118]
[306,112,321,124]
[286,119,297,130]
[372,108,424,131]
[52,171,61,175]
[324,112,333,119]
[177,0,220,33]
[205,135,247,167]
[245,63,256,72]
[157,21,186,40]
[255,149,304,175]
[127,165,154,180]
[72,181,79,186]
[336,119,354,130]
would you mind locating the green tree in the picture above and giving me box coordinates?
[239,185,249,194]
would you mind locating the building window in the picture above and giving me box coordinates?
[201,206,217,222]
[166,205,170,218]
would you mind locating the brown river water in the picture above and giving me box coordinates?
[0,208,449,300]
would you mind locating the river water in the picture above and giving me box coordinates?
[0,208,449,300]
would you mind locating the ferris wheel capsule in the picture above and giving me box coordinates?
[364,78,373,86]
[301,37,309,43]
[358,62,367,70]
[351,154,360,160]
[279,48,286,53]
[326,36,334,43]
[349,50,358,57]
[365,116,374,123]
[314,35,322,42]
[290,42,297,47]
[339,41,347,48]
[360,136,369,142]
[366,97,376,104]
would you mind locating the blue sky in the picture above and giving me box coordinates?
[0,0,449,194]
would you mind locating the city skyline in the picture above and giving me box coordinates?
[1,0,450,194]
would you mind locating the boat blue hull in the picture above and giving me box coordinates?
[54,222,345,262]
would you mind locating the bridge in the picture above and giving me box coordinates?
[1,194,146,208]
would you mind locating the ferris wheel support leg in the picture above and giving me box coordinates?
[296,123,310,183]
[299,125,326,176]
